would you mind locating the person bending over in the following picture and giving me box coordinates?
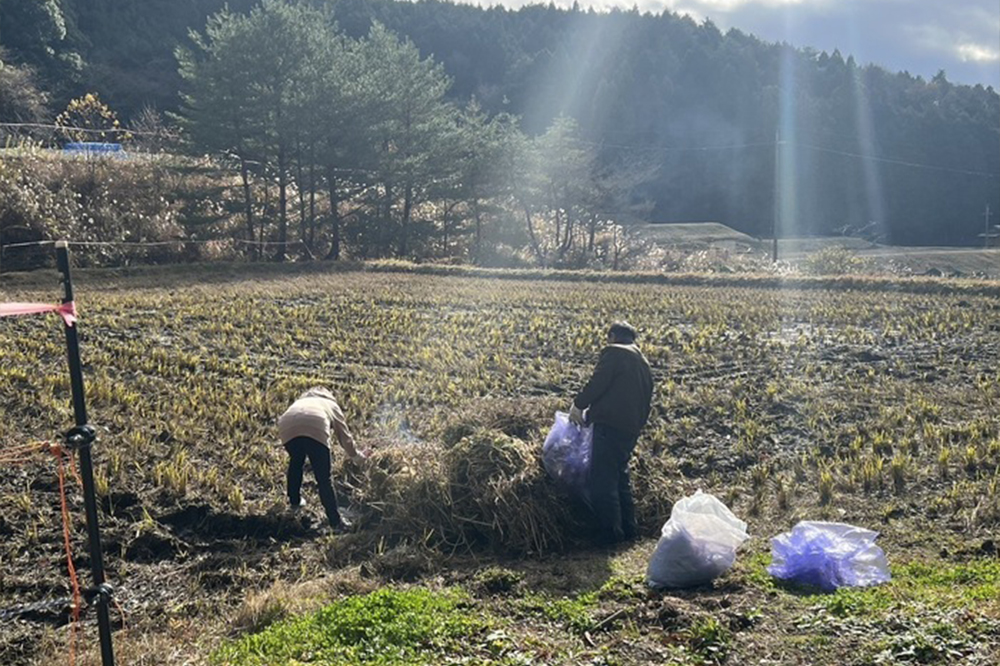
[278,387,366,533]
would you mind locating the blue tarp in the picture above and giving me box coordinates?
[63,142,125,156]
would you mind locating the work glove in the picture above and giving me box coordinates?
[568,404,586,426]
[350,448,371,463]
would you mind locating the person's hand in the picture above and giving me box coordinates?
[350,448,371,463]
[569,404,585,426]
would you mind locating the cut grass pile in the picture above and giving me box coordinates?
[348,423,675,555]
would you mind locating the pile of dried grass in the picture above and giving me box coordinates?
[444,428,578,554]
[439,397,562,447]
[341,402,678,556]
[342,428,581,555]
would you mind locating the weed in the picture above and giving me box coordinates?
[890,454,908,494]
[683,616,731,663]
[819,468,835,505]
[474,567,524,595]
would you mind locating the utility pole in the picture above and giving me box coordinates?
[772,130,780,263]
[984,204,993,249]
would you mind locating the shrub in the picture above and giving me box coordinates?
[800,246,875,276]
[0,150,246,268]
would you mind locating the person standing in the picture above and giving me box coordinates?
[278,387,366,533]
[570,321,654,545]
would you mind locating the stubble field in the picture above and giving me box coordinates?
[1,263,998,665]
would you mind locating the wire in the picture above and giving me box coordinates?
[576,137,775,153]
[575,135,998,177]
[797,142,1000,178]
[0,240,56,249]
[0,238,306,251]
[0,122,160,137]
[52,445,83,666]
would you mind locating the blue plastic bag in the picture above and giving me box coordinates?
[768,521,890,591]
[542,411,592,495]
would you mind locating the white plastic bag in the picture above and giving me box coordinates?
[646,490,749,589]
[768,521,890,591]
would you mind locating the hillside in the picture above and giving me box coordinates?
[0,0,996,250]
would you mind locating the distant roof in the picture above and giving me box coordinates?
[638,222,758,245]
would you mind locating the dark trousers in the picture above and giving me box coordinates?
[588,423,638,545]
[285,436,341,527]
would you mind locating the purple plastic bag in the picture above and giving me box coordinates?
[768,521,891,592]
[542,411,593,495]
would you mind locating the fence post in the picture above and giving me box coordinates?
[55,240,115,666]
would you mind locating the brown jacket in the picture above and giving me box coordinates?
[574,343,653,436]
[278,389,355,451]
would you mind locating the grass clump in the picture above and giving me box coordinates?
[684,616,732,664]
[474,566,524,595]
[212,587,486,666]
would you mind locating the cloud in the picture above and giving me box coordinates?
[480,0,1000,87]
[654,0,1000,85]
[956,44,999,64]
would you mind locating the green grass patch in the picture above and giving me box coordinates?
[733,550,778,591]
[739,548,999,621]
[212,587,489,666]
[808,558,1000,618]
[514,590,599,633]
[596,574,647,602]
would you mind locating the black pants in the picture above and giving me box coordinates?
[588,423,638,545]
[285,436,341,527]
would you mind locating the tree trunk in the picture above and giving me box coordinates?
[325,166,341,261]
[380,182,393,258]
[399,183,413,257]
[554,205,561,251]
[260,170,271,261]
[473,201,482,263]
[612,225,620,270]
[560,211,574,257]
[239,157,255,259]
[296,141,307,255]
[276,141,288,262]
[308,147,317,249]
[523,202,544,265]
[442,204,449,256]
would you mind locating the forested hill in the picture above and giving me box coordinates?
[1,0,997,245]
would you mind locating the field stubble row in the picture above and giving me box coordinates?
[1,269,998,664]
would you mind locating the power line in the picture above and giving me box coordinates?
[0,122,162,137]
[579,137,775,153]
[579,135,999,178]
[0,238,306,251]
[798,142,999,178]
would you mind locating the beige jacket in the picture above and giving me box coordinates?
[279,389,355,452]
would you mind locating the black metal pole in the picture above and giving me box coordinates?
[55,240,115,666]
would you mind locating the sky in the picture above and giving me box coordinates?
[483,0,1000,89]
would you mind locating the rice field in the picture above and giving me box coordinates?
[1,263,998,665]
